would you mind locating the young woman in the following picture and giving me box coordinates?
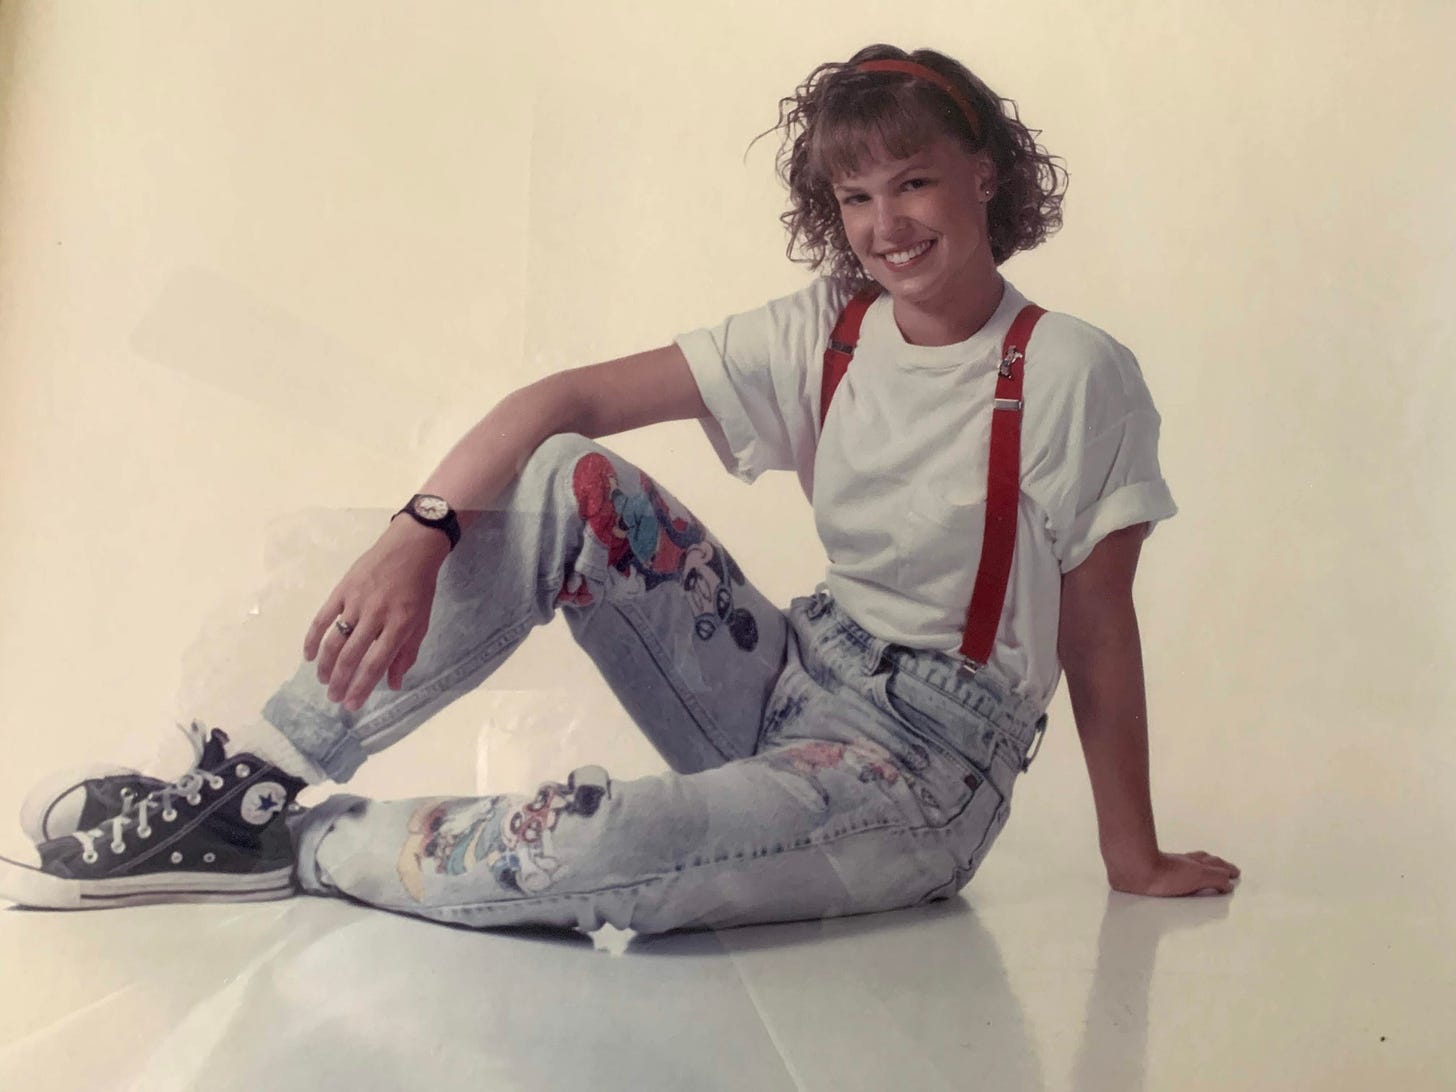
[2,44,1238,928]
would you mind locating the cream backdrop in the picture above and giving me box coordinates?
[0,0,1453,893]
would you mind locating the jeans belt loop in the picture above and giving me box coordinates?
[809,586,832,619]
[864,639,887,675]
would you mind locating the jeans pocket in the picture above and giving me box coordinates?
[878,668,1000,774]
[912,771,1012,904]
[873,670,1008,835]
[921,758,1013,903]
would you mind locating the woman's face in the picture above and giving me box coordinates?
[831,132,995,314]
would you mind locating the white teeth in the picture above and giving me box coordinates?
[884,240,932,265]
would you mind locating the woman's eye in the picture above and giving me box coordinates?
[904,177,930,190]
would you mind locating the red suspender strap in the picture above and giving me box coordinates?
[959,303,1046,666]
[819,289,1046,672]
[819,285,882,431]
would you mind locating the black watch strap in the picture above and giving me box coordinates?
[394,494,461,550]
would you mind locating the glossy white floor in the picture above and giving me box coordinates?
[3,2,1453,1089]
[1,660,1452,1091]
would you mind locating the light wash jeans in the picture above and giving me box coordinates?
[264,434,1047,934]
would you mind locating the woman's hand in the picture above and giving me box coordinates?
[1107,850,1241,897]
[303,517,452,712]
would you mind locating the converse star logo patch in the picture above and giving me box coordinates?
[241,782,287,825]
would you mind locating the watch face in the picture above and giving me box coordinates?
[414,495,449,520]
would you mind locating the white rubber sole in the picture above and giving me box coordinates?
[0,853,294,910]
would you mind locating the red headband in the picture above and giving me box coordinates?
[855,59,983,142]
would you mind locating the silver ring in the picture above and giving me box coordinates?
[334,618,355,636]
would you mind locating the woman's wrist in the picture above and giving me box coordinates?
[386,510,454,563]
[1102,842,1161,884]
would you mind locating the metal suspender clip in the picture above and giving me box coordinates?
[1021,715,1047,772]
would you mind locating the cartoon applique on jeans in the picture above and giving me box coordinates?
[397,767,611,902]
[565,453,759,651]
[765,739,902,809]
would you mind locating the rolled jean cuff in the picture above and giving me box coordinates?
[288,793,368,895]
[260,691,371,783]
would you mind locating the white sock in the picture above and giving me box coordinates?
[131,721,326,786]
[224,720,328,785]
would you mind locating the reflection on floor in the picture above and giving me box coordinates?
[1,695,1451,1092]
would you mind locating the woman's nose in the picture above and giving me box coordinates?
[874,198,907,236]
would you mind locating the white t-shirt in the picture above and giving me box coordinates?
[674,275,1176,712]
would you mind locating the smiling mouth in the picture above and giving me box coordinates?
[881,240,934,268]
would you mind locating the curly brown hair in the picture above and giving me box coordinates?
[764,44,1069,284]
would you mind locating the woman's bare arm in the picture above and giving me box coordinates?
[304,344,709,709]
[418,343,709,527]
[1058,522,1240,896]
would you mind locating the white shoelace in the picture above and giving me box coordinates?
[71,722,229,864]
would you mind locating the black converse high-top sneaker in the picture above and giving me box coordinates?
[18,723,219,844]
[0,727,305,910]
[20,765,167,845]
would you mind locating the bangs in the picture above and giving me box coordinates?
[807,84,961,183]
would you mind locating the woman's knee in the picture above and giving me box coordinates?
[521,432,600,481]
[512,433,614,512]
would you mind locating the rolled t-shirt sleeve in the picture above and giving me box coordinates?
[1037,325,1178,573]
[1053,407,1177,572]
[674,323,791,483]
[673,278,845,485]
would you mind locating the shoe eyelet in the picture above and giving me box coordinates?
[110,840,126,854]
[170,851,183,864]
[163,809,178,822]
[137,826,152,839]
[203,852,216,864]
[209,775,224,789]
[236,764,251,778]
[186,794,201,806]
[82,850,99,864]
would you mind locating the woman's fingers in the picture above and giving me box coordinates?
[316,606,370,690]
[387,638,422,691]
[1187,852,1239,895]
[1113,851,1242,897]
[314,623,343,685]
[341,627,407,711]
[304,589,347,661]
[1189,850,1240,878]
[313,597,431,703]
[302,532,442,706]
[1200,868,1235,895]
[325,613,387,704]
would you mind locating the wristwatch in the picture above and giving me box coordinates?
[393,493,461,550]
